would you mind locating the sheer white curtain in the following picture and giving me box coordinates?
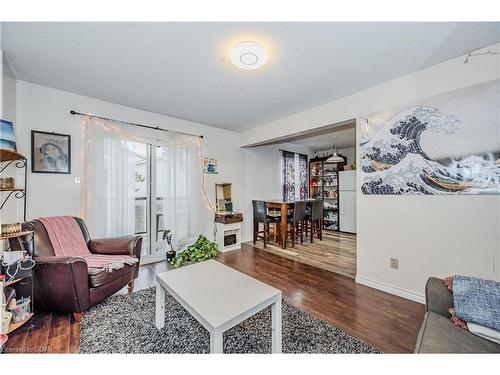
[83,119,137,238]
[156,132,203,251]
[83,117,203,251]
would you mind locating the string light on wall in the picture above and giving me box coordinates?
[74,111,216,238]
[198,139,218,215]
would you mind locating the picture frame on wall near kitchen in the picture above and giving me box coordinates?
[31,130,71,174]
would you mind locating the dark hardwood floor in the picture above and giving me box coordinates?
[4,243,424,354]
[220,243,424,353]
[3,261,171,354]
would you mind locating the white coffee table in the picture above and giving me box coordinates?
[155,260,282,353]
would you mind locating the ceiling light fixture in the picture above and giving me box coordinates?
[231,41,267,70]
[326,143,344,163]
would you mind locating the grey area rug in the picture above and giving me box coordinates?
[80,287,380,354]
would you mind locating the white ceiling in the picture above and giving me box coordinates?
[2,22,500,132]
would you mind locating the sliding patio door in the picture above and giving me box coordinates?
[131,141,167,263]
[84,118,203,264]
[132,142,169,264]
[133,140,201,264]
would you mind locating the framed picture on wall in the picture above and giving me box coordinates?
[31,130,71,174]
[359,79,500,195]
[203,157,218,174]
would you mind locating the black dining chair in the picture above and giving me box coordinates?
[305,200,323,243]
[252,200,281,248]
[287,201,307,247]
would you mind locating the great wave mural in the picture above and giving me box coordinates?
[359,79,500,195]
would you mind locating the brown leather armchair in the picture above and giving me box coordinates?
[10,217,142,321]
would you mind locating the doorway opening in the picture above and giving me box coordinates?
[259,121,358,278]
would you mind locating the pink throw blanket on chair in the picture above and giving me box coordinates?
[38,216,139,272]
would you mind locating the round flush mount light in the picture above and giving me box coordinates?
[231,41,267,70]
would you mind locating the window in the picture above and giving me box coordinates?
[281,150,308,201]
[84,119,202,264]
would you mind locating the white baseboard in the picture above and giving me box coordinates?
[355,275,425,304]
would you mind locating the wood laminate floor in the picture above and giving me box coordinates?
[255,231,357,278]
[4,245,424,354]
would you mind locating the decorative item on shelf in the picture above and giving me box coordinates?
[31,130,71,174]
[169,235,219,268]
[324,165,336,175]
[1,223,22,237]
[9,297,31,324]
[310,178,320,187]
[0,177,15,190]
[310,164,323,176]
[0,120,17,152]
[1,312,11,335]
[203,157,218,174]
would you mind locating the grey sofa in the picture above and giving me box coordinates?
[415,277,500,353]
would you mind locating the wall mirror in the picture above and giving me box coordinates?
[215,183,232,213]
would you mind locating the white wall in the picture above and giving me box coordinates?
[13,81,246,242]
[240,42,500,302]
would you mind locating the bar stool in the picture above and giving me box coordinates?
[252,200,281,248]
[286,201,307,247]
[305,200,323,243]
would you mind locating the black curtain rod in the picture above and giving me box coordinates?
[69,110,203,139]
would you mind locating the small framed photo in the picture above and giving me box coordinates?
[31,130,71,174]
[203,157,218,174]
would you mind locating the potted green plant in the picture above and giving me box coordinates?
[170,235,219,268]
